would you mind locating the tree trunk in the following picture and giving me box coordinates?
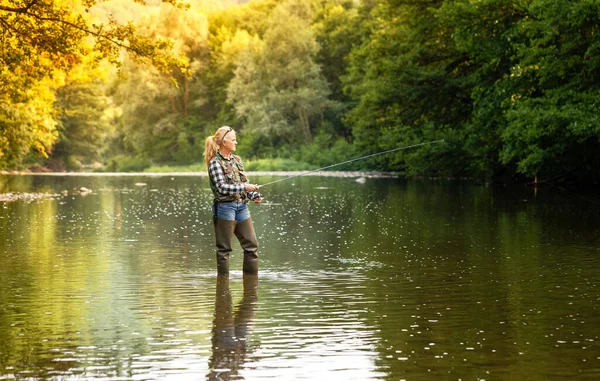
[297,105,312,142]
[169,96,177,114]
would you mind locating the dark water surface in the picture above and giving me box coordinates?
[0,174,599,380]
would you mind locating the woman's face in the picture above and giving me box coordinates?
[221,131,237,154]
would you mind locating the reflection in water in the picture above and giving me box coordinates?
[1,175,599,380]
[208,274,258,380]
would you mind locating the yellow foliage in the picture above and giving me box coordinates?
[0,0,188,168]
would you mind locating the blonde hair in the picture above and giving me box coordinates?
[203,126,234,167]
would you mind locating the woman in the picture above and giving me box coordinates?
[204,126,262,275]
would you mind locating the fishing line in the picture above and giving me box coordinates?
[258,139,445,188]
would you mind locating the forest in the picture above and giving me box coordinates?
[1,0,599,185]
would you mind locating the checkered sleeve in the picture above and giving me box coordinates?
[208,159,245,195]
[247,191,261,201]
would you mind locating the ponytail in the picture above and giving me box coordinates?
[203,136,219,168]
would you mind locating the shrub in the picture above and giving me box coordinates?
[105,155,151,172]
[244,158,314,171]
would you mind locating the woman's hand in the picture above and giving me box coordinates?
[245,183,260,192]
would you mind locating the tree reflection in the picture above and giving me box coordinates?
[207,274,258,380]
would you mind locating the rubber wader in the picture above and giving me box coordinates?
[214,217,259,274]
[235,217,259,274]
[214,218,236,274]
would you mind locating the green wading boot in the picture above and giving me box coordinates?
[214,218,236,274]
[235,218,259,274]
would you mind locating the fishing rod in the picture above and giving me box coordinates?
[258,139,445,187]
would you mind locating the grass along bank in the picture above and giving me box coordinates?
[145,158,316,173]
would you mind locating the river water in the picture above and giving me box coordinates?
[0,173,599,380]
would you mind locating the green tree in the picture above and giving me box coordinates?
[313,1,361,103]
[201,23,254,129]
[438,0,528,180]
[0,0,184,98]
[0,0,187,169]
[227,0,333,145]
[343,0,471,173]
[52,68,112,170]
[0,80,58,169]
[499,0,600,181]
[111,3,210,164]
[312,0,362,141]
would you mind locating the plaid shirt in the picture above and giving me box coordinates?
[208,154,261,201]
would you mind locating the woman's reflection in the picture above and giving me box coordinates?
[207,274,258,380]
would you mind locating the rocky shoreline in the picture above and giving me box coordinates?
[0,187,92,203]
[0,192,62,203]
[1,170,399,178]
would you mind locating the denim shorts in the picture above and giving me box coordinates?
[213,201,251,223]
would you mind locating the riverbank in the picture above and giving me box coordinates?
[0,171,400,202]
[0,170,400,178]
